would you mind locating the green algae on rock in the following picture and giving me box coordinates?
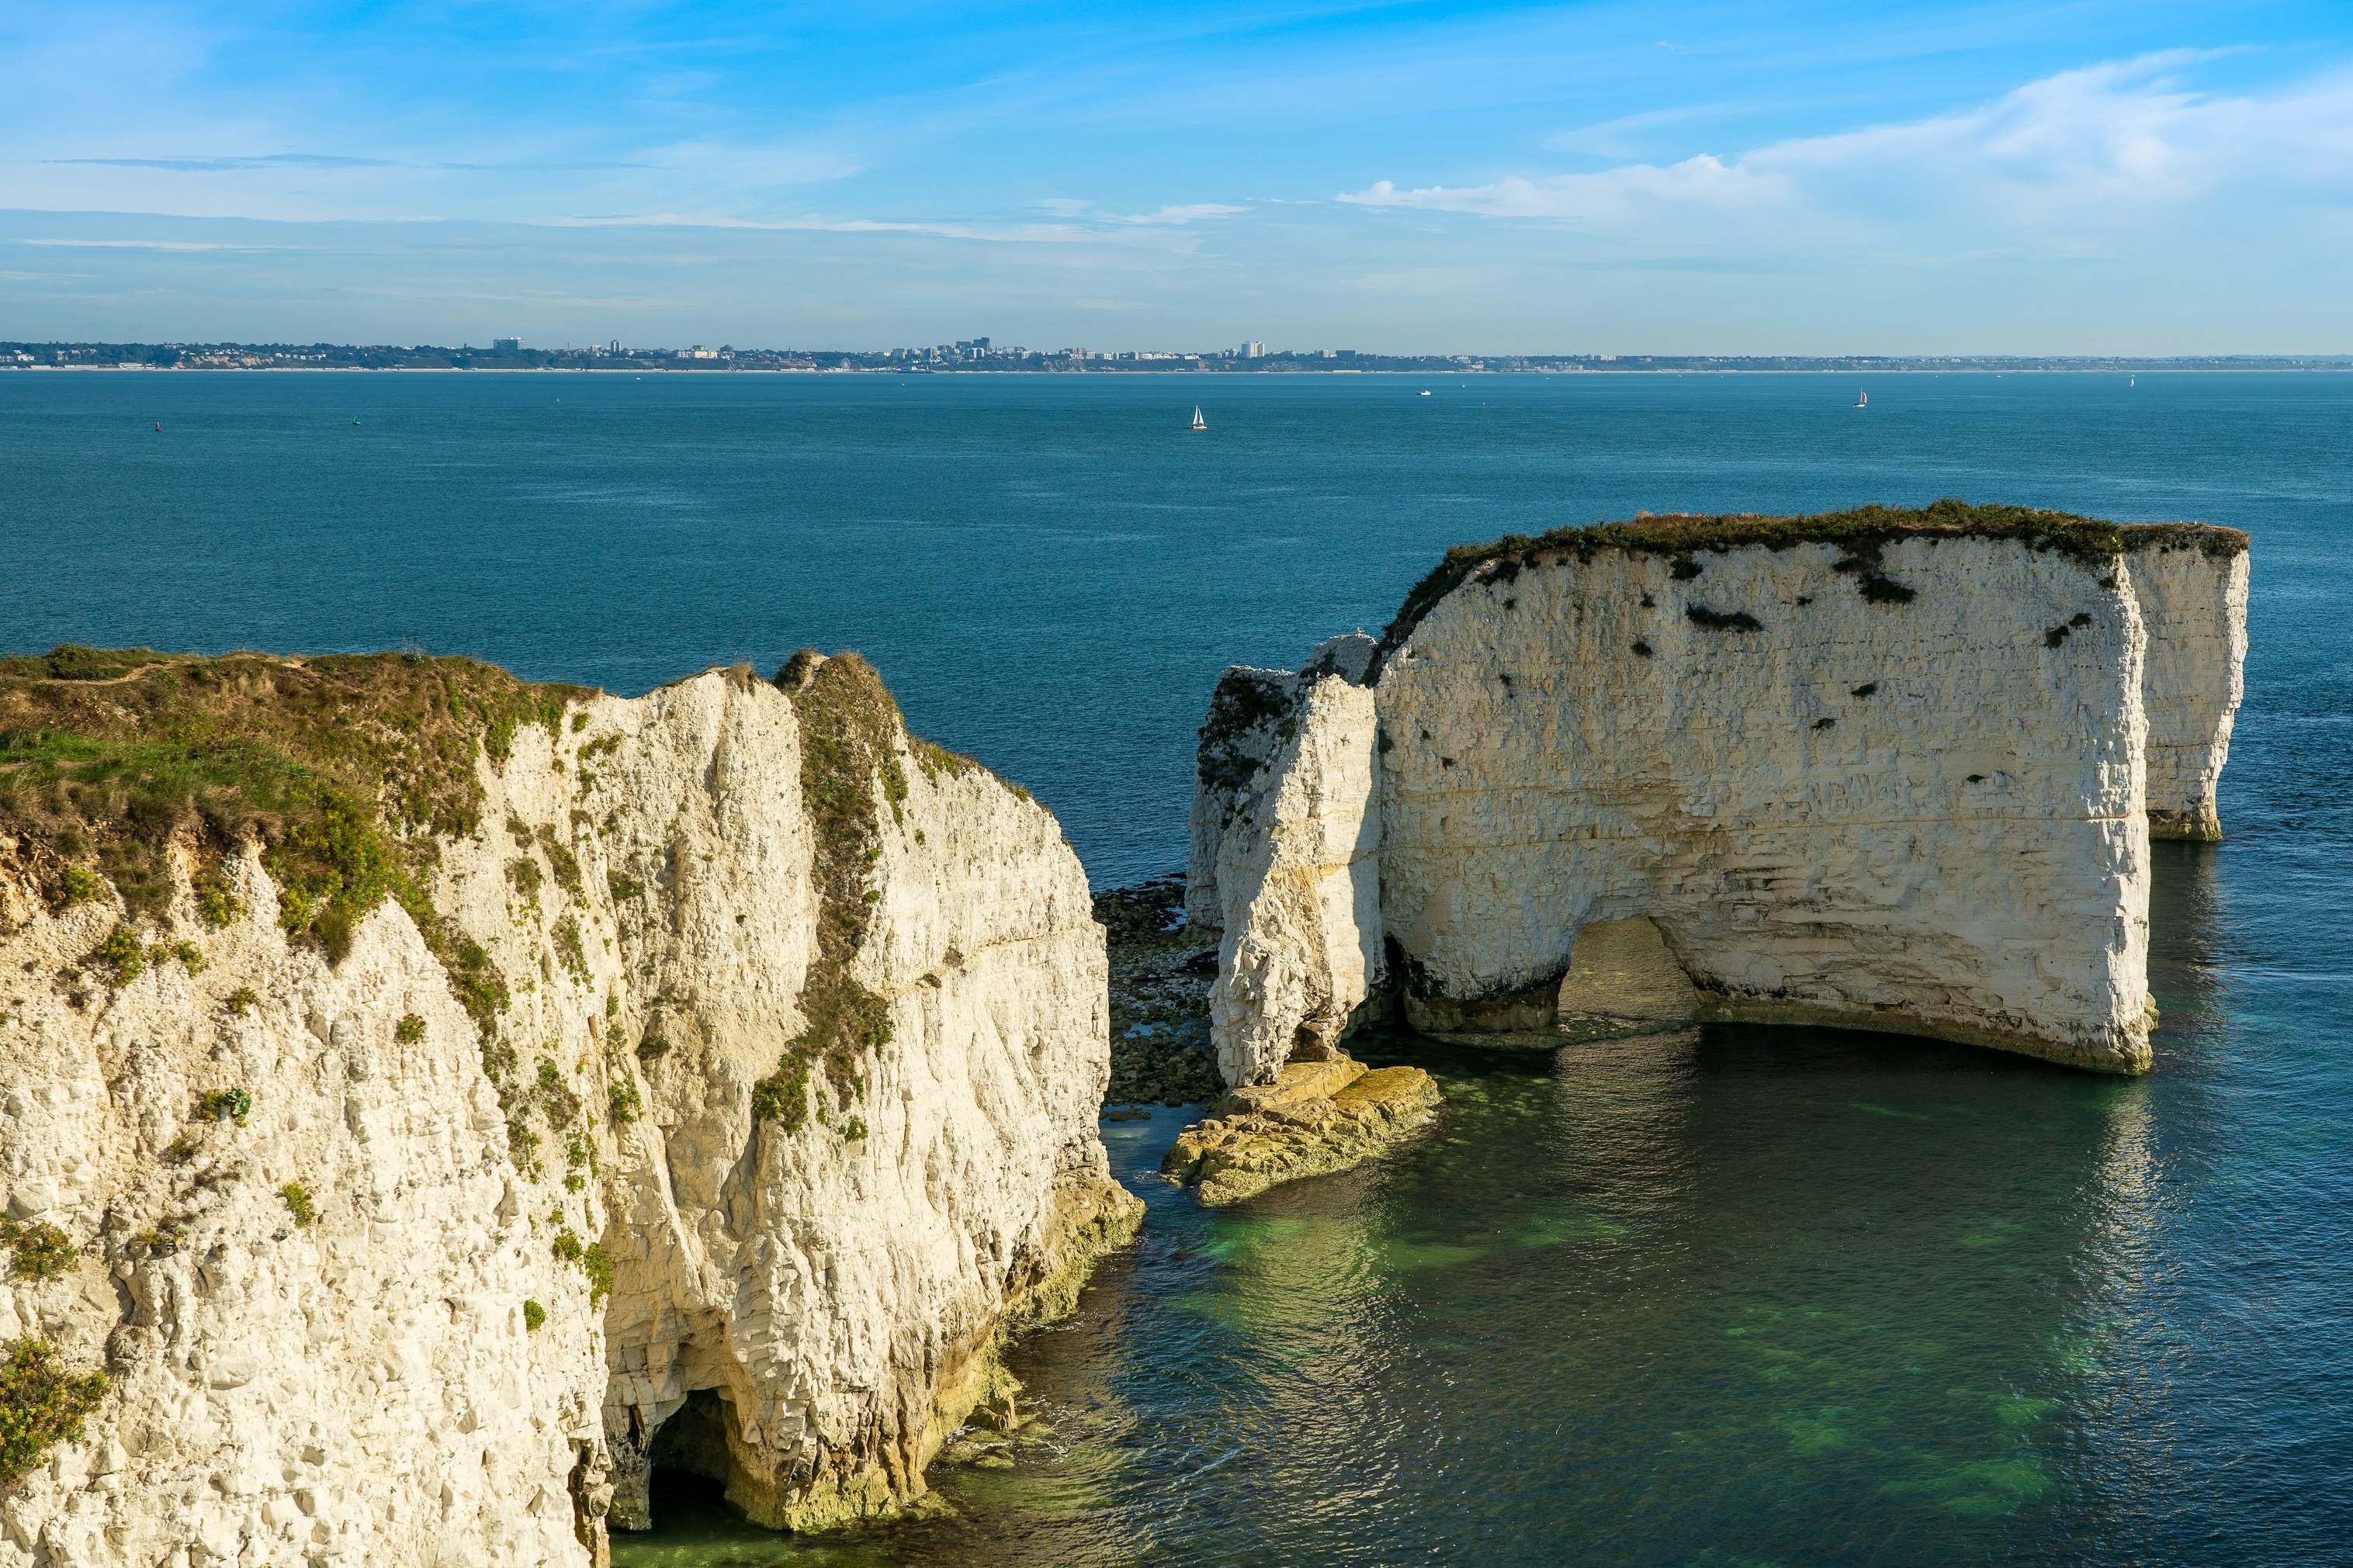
[1162,1056,1441,1206]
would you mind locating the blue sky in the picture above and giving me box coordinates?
[2,1,2349,351]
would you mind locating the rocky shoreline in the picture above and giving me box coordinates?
[1093,874,1443,1205]
[1093,875,1225,1109]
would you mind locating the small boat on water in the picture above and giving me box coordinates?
[1190,406,1207,431]
[1854,389,1869,408]
[1419,389,1431,396]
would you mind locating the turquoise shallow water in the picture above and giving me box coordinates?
[3,371,2348,1563]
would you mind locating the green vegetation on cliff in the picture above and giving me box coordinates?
[0,646,591,1024]
[2118,521,2251,559]
[0,1338,108,1487]
[750,652,905,1135]
[1374,500,2133,670]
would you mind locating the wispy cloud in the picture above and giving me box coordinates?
[1107,202,1246,225]
[1342,53,2353,259]
[51,154,648,172]
[546,208,1236,248]
[21,237,293,252]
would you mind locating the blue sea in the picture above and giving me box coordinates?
[3,369,2348,1564]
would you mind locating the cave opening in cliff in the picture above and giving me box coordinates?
[1554,917,1702,1041]
[644,1387,749,1528]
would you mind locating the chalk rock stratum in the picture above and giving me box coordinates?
[1190,504,2250,1085]
[0,648,1136,1566]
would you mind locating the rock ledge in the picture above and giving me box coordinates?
[1161,1057,1440,1206]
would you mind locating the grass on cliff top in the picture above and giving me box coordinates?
[0,647,591,997]
[2118,521,2251,559]
[1373,499,2135,667]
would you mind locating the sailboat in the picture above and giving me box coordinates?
[1854,389,1869,408]
[1190,406,1207,431]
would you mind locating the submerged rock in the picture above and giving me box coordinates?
[1161,1056,1441,1206]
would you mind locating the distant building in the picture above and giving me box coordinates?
[491,337,523,351]
[1242,341,1265,358]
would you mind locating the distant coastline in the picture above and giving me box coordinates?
[6,342,2350,376]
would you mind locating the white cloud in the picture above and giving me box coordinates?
[1341,54,2353,258]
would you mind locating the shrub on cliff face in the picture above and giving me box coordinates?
[0,1338,109,1486]
[87,926,144,985]
[194,877,243,928]
[196,1087,252,1126]
[535,825,583,895]
[553,916,591,985]
[549,1229,612,1303]
[0,1220,78,1280]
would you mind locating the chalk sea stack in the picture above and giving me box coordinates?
[1190,504,2249,1084]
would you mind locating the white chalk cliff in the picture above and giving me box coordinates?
[0,656,1136,1566]
[2123,528,2250,842]
[1190,511,2249,1085]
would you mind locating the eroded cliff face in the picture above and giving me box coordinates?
[574,664,1134,1533]
[1184,634,1375,935]
[0,856,604,1568]
[1204,671,1383,1089]
[1379,535,2155,1070]
[0,654,1135,1566]
[1187,507,2250,1082]
[2123,528,2251,841]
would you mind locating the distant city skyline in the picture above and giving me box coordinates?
[3,2,2349,352]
